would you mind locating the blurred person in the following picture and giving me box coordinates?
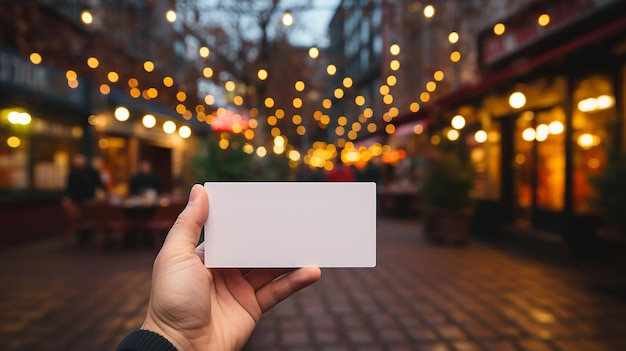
[116,184,321,351]
[65,153,106,203]
[92,156,115,193]
[326,160,356,182]
[130,160,163,196]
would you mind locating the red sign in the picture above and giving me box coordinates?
[210,109,249,132]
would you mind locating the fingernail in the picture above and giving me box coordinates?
[188,184,200,203]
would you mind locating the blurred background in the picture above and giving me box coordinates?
[1,0,626,350]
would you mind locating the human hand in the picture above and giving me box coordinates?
[141,184,321,351]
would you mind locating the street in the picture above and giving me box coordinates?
[1,218,625,351]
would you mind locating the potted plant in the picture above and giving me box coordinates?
[421,140,475,245]
[589,151,626,265]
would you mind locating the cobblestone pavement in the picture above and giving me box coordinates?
[1,219,626,351]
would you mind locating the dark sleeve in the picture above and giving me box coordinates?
[116,330,177,351]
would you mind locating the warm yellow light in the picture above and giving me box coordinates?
[264,97,275,108]
[474,130,488,143]
[451,115,466,129]
[420,92,430,102]
[87,57,99,69]
[434,70,444,81]
[383,94,393,105]
[8,112,31,125]
[166,10,177,23]
[509,92,526,109]
[203,67,214,78]
[163,76,174,88]
[334,88,344,99]
[355,95,365,106]
[199,46,210,58]
[257,69,268,81]
[108,71,119,83]
[99,84,110,95]
[281,11,294,26]
[308,47,319,59]
[219,139,229,150]
[233,95,243,106]
[387,75,397,86]
[450,51,461,62]
[385,124,395,134]
[176,91,187,102]
[176,104,186,115]
[431,135,441,145]
[367,123,377,133]
[522,127,536,141]
[536,124,549,142]
[288,150,301,161]
[163,121,176,134]
[30,53,42,65]
[337,116,347,126]
[577,133,596,149]
[494,23,506,35]
[66,70,78,81]
[335,126,345,136]
[342,77,353,88]
[447,129,459,141]
[549,121,564,135]
[144,61,155,72]
[426,81,436,92]
[275,109,285,119]
[295,80,305,91]
[326,64,337,75]
[243,144,254,154]
[448,31,459,44]
[114,106,130,122]
[130,88,141,98]
[389,44,401,56]
[363,108,373,118]
[267,116,277,126]
[410,102,420,113]
[204,95,215,105]
[285,114,300,126]
[291,97,302,109]
[81,10,93,24]
[390,59,400,71]
[538,14,550,27]
[423,4,435,18]
[596,95,615,110]
[322,99,332,109]
[7,136,21,148]
[225,81,235,91]
[414,124,424,134]
[248,119,258,129]
[379,85,390,95]
[178,125,192,139]
[256,146,267,157]
[142,114,156,128]
[128,78,138,88]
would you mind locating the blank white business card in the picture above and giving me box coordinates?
[204,182,376,268]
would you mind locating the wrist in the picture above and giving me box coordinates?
[141,317,192,351]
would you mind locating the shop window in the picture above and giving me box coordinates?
[514,111,535,224]
[536,107,565,211]
[572,74,617,213]
[0,107,80,192]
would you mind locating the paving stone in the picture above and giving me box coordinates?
[2,218,626,351]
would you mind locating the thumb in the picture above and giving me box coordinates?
[161,184,209,254]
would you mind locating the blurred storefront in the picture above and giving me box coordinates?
[0,48,90,244]
[0,49,202,246]
[89,90,200,197]
[395,0,626,255]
